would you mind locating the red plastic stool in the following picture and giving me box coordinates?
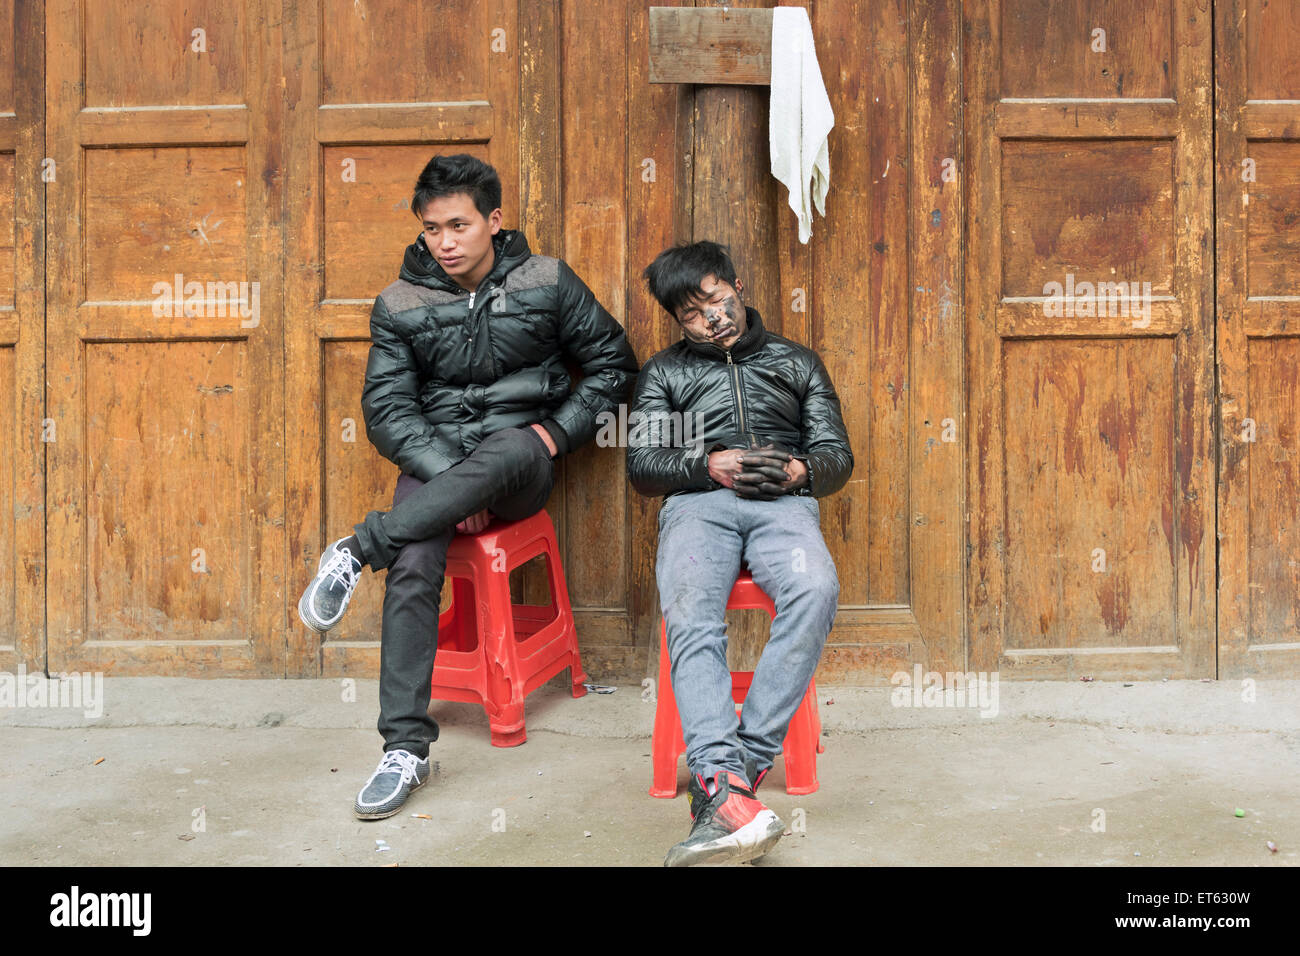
[650,571,824,797]
[430,509,588,747]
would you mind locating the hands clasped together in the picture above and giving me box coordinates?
[707,443,809,501]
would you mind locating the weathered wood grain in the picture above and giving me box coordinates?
[648,6,773,85]
[1217,0,1300,678]
[44,0,284,676]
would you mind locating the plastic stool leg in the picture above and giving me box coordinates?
[650,622,685,797]
[780,683,821,795]
[479,567,528,748]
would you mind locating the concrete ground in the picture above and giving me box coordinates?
[1,676,1297,867]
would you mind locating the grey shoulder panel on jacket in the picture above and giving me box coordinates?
[377,279,462,314]
[503,255,560,294]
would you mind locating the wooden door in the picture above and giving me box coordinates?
[44,0,286,674]
[283,0,520,677]
[965,0,1216,678]
[1216,1,1300,678]
[0,0,43,672]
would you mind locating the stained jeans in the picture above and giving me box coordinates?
[352,426,555,759]
[655,488,840,785]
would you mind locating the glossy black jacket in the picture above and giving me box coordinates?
[361,229,639,482]
[626,307,854,499]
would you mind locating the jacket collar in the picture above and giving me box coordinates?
[681,306,768,362]
[399,228,531,293]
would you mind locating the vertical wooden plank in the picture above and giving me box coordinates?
[3,0,44,673]
[43,0,84,669]
[252,0,288,675]
[518,0,563,609]
[773,1,812,370]
[807,0,873,624]
[627,0,690,681]
[862,0,910,608]
[1171,0,1215,679]
[282,0,323,676]
[909,0,964,673]
[964,0,1004,673]
[559,0,634,671]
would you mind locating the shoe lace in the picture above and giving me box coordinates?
[325,546,361,591]
[370,750,421,786]
[691,774,755,830]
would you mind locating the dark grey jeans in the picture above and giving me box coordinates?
[353,426,555,759]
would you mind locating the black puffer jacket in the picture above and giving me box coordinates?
[626,307,853,499]
[361,229,639,481]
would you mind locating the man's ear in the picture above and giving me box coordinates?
[488,208,503,233]
[734,278,744,298]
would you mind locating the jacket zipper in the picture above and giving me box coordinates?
[725,351,755,445]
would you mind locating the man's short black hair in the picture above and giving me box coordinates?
[642,241,739,319]
[412,154,503,221]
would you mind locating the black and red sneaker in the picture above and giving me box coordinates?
[686,757,769,820]
[665,771,785,867]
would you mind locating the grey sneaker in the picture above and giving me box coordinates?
[354,749,431,820]
[298,538,362,632]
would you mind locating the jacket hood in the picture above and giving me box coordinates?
[399,228,532,291]
[682,306,769,362]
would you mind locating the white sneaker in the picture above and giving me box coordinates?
[354,750,432,820]
[297,538,362,632]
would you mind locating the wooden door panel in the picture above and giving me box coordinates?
[45,0,284,674]
[1217,0,1300,677]
[967,0,1215,678]
[284,0,519,677]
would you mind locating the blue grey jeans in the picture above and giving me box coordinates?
[655,488,840,785]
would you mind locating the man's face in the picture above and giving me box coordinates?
[676,274,747,350]
[417,192,502,291]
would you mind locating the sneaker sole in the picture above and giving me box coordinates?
[297,596,325,633]
[354,774,429,821]
[664,810,786,867]
[298,580,346,633]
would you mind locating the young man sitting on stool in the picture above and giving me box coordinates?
[629,241,854,866]
[297,155,637,820]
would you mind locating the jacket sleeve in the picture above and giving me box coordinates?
[626,359,719,497]
[543,261,640,453]
[360,295,457,483]
[793,353,855,498]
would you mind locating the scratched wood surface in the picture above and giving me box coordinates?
[1217,0,1300,678]
[966,0,1215,679]
[0,0,43,676]
[44,0,286,674]
[14,0,1296,683]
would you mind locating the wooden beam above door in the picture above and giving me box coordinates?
[648,7,773,85]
